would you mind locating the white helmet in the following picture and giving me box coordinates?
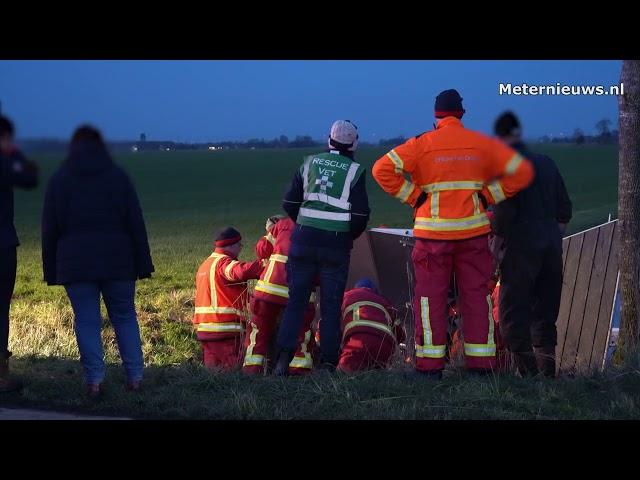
[328,120,359,152]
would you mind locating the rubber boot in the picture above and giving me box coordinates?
[534,346,557,378]
[273,350,295,377]
[513,350,540,377]
[0,351,23,394]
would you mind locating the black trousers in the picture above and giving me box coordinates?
[499,239,563,353]
[0,247,17,355]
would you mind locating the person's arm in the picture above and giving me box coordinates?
[221,257,264,282]
[0,150,38,190]
[41,178,59,285]
[371,137,424,208]
[554,163,573,229]
[282,169,304,221]
[124,173,154,279]
[480,138,534,205]
[490,197,518,238]
[349,170,370,239]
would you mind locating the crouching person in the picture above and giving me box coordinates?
[337,279,404,373]
[193,227,263,371]
[243,215,316,376]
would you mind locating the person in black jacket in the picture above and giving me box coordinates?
[491,112,573,377]
[0,115,38,393]
[273,120,370,375]
[42,125,154,397]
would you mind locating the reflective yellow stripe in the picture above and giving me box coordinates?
[289,329,313,369]
[394,179,414,203]
[265,233,276,246]
[194,306,244,315]
[422,181,483,193]
[224,260,240,281]
[416,344,447,358]
[464,343,496,357]
[344,319,395,338]
[242,322,262,367]
[505,153,523,175]
[209,255,221,312]
[472,192,480,215]
[430,191,439,218]
[255,280,289,298]
[196,322,243,333]
[487,181,506,203]
[414,213,490,232]
[387,149,404,174]
[487,294,495,346]
[343,301,392,324]
[271,254,288,263]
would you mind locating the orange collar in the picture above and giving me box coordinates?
[436,116,464,129]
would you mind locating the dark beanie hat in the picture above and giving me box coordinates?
[215,226,242,247]
[434,89,465,119]
[494,111,521,137]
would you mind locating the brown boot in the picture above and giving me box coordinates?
[534,346,557,378]
[0,351,23,394]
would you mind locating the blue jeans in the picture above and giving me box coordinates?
[65,281,143,384]
[277,243,350,364]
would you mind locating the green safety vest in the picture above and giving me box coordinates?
[297,151,364,232]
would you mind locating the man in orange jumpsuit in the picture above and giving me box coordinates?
[193,227,264,371]
[242,215,316,375]
[372,89,534,378]
[337,278,404,373]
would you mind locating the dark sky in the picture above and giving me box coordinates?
[0,60,621,143]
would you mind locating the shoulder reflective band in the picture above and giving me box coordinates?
[195,306,244,315]
[414,213,490,232]
[486,181,506,203]
[208,255,223,311]
[302,157,311,192]
[299,207,351,221]
[342,301,392,324]
[304,192,351,210]
[395,179,415,203]
[224,260,240,281]
[416,297,446,358]
[472,192,480,215]
[422,181,483,193]
[430,192,439,218]
[387,149,404,174]
[343,319,395,339]
[196,322,243,333]
[505,153,523,175]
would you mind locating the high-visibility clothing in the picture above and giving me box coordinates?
[372,117,534,241]
[297,151,365,232]
[253,217,315,306]
[337,287,405,372]
[198,334,244,370]
[192,248,263,336]
[242,297,315,375]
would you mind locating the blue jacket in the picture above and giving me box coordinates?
[0,150,38,249]
[41,142,154,285]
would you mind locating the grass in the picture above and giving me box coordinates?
[2,144,626,419]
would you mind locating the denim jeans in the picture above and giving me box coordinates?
[65,280,143,384]
[277,243,350,364]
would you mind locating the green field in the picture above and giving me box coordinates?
[3,144,634,420]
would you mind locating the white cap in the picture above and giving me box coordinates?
[328,120,358,152]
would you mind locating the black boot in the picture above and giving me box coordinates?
[273,350,295,377]
[513,351,540,377]
[534,346,557,378]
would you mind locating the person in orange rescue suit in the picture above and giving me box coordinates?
[337,278,405,373]
[242,215,317,375]
[192,227,264,371]
[372,89,534,379]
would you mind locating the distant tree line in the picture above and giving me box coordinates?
[538,118,619,145]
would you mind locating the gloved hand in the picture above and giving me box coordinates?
[265,215,283,232]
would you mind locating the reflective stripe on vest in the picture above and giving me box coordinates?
[416,297,446,358]
[421,181,483,193]
[395,179,414,203]
[342,301,394,341]
[414,213,490,232]
[195,306,244,315]
[486,181,506,203]
[299,207,350,221]
[195,253,245,321]
[196,322,243,333]
[344,319,394,339]
[430,191,440,218]
[254,253,315,303]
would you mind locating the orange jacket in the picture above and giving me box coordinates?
[372,117,534,240]
[340,287,404,344]
[253,217,316,306]
[193,248,264,335]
